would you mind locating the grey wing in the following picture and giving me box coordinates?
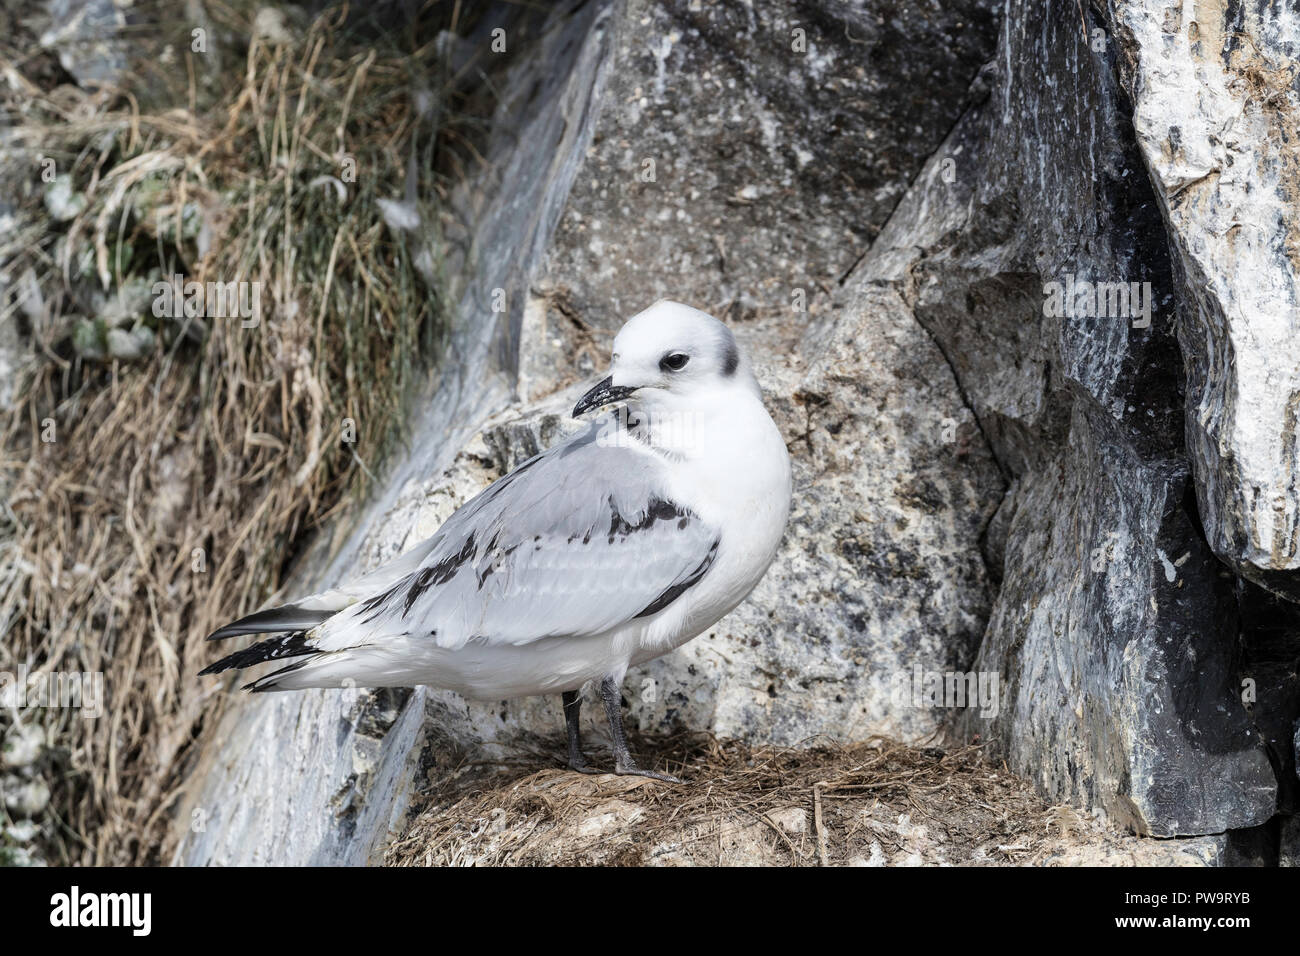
[324,422,720,650]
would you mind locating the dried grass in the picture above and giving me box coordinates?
[386,734,1097,867]
[0,3,451,864]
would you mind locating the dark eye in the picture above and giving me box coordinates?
[660,352,690,372]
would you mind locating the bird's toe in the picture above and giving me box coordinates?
[614,761,682,784]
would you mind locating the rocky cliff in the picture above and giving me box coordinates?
[169,0,1299,864]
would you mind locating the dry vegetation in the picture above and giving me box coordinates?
[386,733,1197,867]
[0,2,452,864]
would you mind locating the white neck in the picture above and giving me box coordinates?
[632,384,792,527]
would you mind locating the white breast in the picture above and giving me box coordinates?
[628,389,793,664]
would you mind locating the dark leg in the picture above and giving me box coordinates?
[599,676,682,783]
[562,690,596,773]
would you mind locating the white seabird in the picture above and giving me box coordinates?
[202,300,793,780]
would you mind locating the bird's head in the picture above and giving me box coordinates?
[572,301,757,422]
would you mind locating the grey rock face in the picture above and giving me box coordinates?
[1282,814,1300,867]
[533,0,999,328]
[39,0,126,89]
[1110,1,1300,600]
[856,0,1281,836]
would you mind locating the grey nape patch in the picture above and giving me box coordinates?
[721,340,739,376]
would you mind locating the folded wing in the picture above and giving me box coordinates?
[203,420,723,685]
[321,423,720,652]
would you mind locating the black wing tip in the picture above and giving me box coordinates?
[241,658,312,692]
[205,605,333,642]
[199,632,316,679]
[205,625,247,642]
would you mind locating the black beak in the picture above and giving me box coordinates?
[572,376,637,418]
